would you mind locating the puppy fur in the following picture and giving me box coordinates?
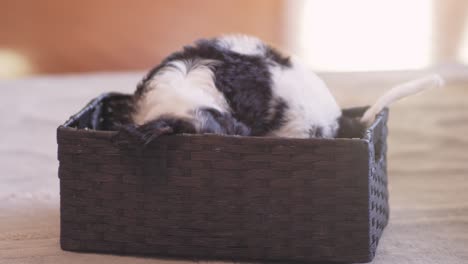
[128,34,342,144]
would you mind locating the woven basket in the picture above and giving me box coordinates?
[57,93,389,263]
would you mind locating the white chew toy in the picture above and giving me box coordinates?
[360,74,445,126]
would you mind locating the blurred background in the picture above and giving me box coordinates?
[1,0,468,79]
[1,2,468,263]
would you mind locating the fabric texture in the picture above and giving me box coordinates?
[1,68,467,263]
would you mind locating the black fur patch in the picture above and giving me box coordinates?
[196,108,251,136]
[265,46,291,67]
[118,116,196,145]
[309,126,324,138]
[265,97,288,132]
[134,64,167,101]
[336,116,366,138]
[133,37,290,137]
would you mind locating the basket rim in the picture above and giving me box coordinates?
[58,92,388,143]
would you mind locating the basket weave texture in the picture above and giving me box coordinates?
[57,93,389,263]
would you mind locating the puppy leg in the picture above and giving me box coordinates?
[117,117,196,146]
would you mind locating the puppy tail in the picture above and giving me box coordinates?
[360,74,445,126]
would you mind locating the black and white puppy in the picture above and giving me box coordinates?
[124,34,444,144]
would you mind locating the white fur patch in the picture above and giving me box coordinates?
[132,59,230,125]
[267,57,342,138]
[216,34,265,56]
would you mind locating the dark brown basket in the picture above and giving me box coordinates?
[57,93,389,263]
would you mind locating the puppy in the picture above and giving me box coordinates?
[122,34,444,144]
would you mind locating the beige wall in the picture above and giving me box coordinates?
[0,0,285,76]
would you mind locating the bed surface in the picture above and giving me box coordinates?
[1,68,467,264]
